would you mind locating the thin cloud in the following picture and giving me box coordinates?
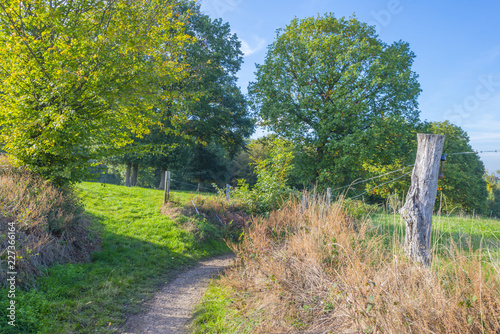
[465,117,500,144]
[240,37,266,57]
[469,132,500,143]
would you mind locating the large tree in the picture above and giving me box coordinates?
[128,6,254,188]
[179,10,254,156]
[0,0,192,185]
[428,121,488,214]
[249,14,421,187]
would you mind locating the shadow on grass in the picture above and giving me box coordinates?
[0,210,229,334]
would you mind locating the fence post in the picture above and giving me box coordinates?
[326,187,331,207]
[400,134,445,266]
[301,191,308,211]
[164,171,171,204]
[226,184,230,201]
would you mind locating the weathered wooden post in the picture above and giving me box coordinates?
[326,187,331,207]
[301,191,308,211]
[400,134,445,266]
[164,171,171,204]
[226,184,230,201]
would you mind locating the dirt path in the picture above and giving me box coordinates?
[122,254,234,334]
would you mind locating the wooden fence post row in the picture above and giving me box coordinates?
[164,171,170,204]
[299,189,333,211]
[400,133,445,266]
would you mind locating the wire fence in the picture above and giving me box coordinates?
[349,172,412,200]
[301,148,500,204]
[135,148,500,204]
[445,149,500,156]
[329,165,414,193]
[164,156,442,203]
[169,179,219,194]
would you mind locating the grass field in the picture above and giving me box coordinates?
[371,212,500,255]
[0,182,228,334]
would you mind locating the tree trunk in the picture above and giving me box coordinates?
[131,163,138,187]
[197,181,204,192]
[125,162,132,187]
[158,168,166,190]
[400,133,445,266]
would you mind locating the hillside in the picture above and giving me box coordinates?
[0,182,228,333]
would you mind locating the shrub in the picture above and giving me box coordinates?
[0,158,99,288]
[232,138,298,214]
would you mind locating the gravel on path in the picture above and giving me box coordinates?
[122,254,234,334]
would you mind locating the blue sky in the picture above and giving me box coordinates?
[199,0,500,173]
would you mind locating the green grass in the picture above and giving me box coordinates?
[191,283,262,334]
[191,284,234,334]
[370,212,500,253]
[0,182,229,334]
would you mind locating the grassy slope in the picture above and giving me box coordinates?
[0,182,228,334]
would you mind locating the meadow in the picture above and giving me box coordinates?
[373,212,500,253]
[1,179,499,333]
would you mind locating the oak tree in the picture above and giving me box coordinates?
[133,7,254,188]
[249,14,421,187]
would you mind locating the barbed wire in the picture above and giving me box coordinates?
[165,147,498,199]
[445,149,500,156]
[330,164,414,193]
[333,148,499,199]
[348,172,412,200]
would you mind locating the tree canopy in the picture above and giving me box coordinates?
[428,121,488,214]
[179,11,254,157]
[108,5,254,188]
[0,0,192,185]
[249,13,421,187]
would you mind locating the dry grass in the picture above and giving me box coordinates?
[0,158,99,288]
[161,194,251,242]
[220,200,500,333]
[191,195,251,228]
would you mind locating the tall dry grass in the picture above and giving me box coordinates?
[221,199,500,333]
[0,156,99,287]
